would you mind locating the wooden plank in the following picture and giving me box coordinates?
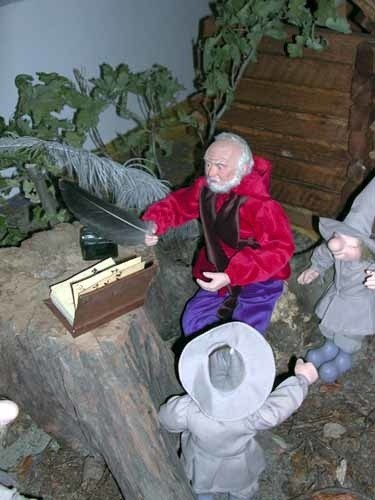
[270,178,343,215]
[236,78,351,118]
[219,125,350,167]
[262,155,348,192]
[220,103,349,145]
[244,53,353,92]
[348,41,375,161]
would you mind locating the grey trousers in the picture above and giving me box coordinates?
[321,326,365,353]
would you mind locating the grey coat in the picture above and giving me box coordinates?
[311,242,375,343]
[159,375,309,498]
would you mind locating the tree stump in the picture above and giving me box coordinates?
[0,223,194,499]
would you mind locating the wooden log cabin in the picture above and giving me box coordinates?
[203,4,375,230]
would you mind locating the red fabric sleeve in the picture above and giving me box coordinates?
[224,200,295,285]
[141,178,204,235]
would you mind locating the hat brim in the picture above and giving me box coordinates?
[319,218,375,254]
[179,322,275,421]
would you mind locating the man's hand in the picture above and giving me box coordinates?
[297,268,320,285]
[364,269,375,289]
[196,272,230,292]
[144,222,158,247]
[294,358,318,385]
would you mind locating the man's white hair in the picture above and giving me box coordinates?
[214,132,254,174]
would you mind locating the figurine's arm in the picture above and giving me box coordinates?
[251,360,318,431]
[158,394,192,433]
[142,178,203,236]
[297,242,334,285]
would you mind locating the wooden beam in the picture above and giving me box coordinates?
[220,125,350,167]
[271,178,343,215]
[244,53,353,92]
[220,103,349,145]
[264,156,348,192]
[236,78,351,118]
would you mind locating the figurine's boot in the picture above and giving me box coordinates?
[306,339,339,368]
[319,350,353,383]
[196,495,215,500]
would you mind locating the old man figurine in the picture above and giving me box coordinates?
[142,132,294,336]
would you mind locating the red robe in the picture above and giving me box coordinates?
[142,156,294,288]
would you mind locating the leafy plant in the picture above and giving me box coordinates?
[0,61,189,246]
[196,0,351,142]
[0,136,172,246]
[4,62,186,171]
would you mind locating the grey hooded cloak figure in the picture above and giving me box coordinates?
[159,322,316,500]
[299,177,375,383]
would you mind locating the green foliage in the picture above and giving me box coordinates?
[7,72,103,147]
[196,0,351,141]
[0,143,70,246]
[90,63,185,162]
[3,63,185,161]
[0,62,185,246]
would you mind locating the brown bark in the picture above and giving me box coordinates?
[0,223,194,500]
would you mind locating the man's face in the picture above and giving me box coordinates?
[204,140,244,193]
[328,232,362,261]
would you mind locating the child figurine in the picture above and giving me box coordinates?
[159,322,317,500]
[298,178,375,383]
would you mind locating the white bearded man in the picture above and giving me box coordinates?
[142,132,294,337]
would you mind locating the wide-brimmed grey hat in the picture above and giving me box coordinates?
[319,178,375,254]
[178,322,276,421]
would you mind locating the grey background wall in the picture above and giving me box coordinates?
[0,0,210,145]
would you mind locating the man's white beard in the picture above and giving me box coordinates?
[206,167,244,194]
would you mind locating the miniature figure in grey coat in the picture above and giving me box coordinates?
[159,322,318,500]
[298,178,375,383]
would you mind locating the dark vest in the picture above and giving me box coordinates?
[199,186,259,320]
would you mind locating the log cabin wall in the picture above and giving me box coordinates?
[211,22,375,229]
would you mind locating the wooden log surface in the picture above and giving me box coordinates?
[220,103,349,146]
[270,178,343,215]
[0,223,195,500]
[266,156,348,193]
[236,78,351,118]
[222,125,350,168]
[244,53,353,92]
